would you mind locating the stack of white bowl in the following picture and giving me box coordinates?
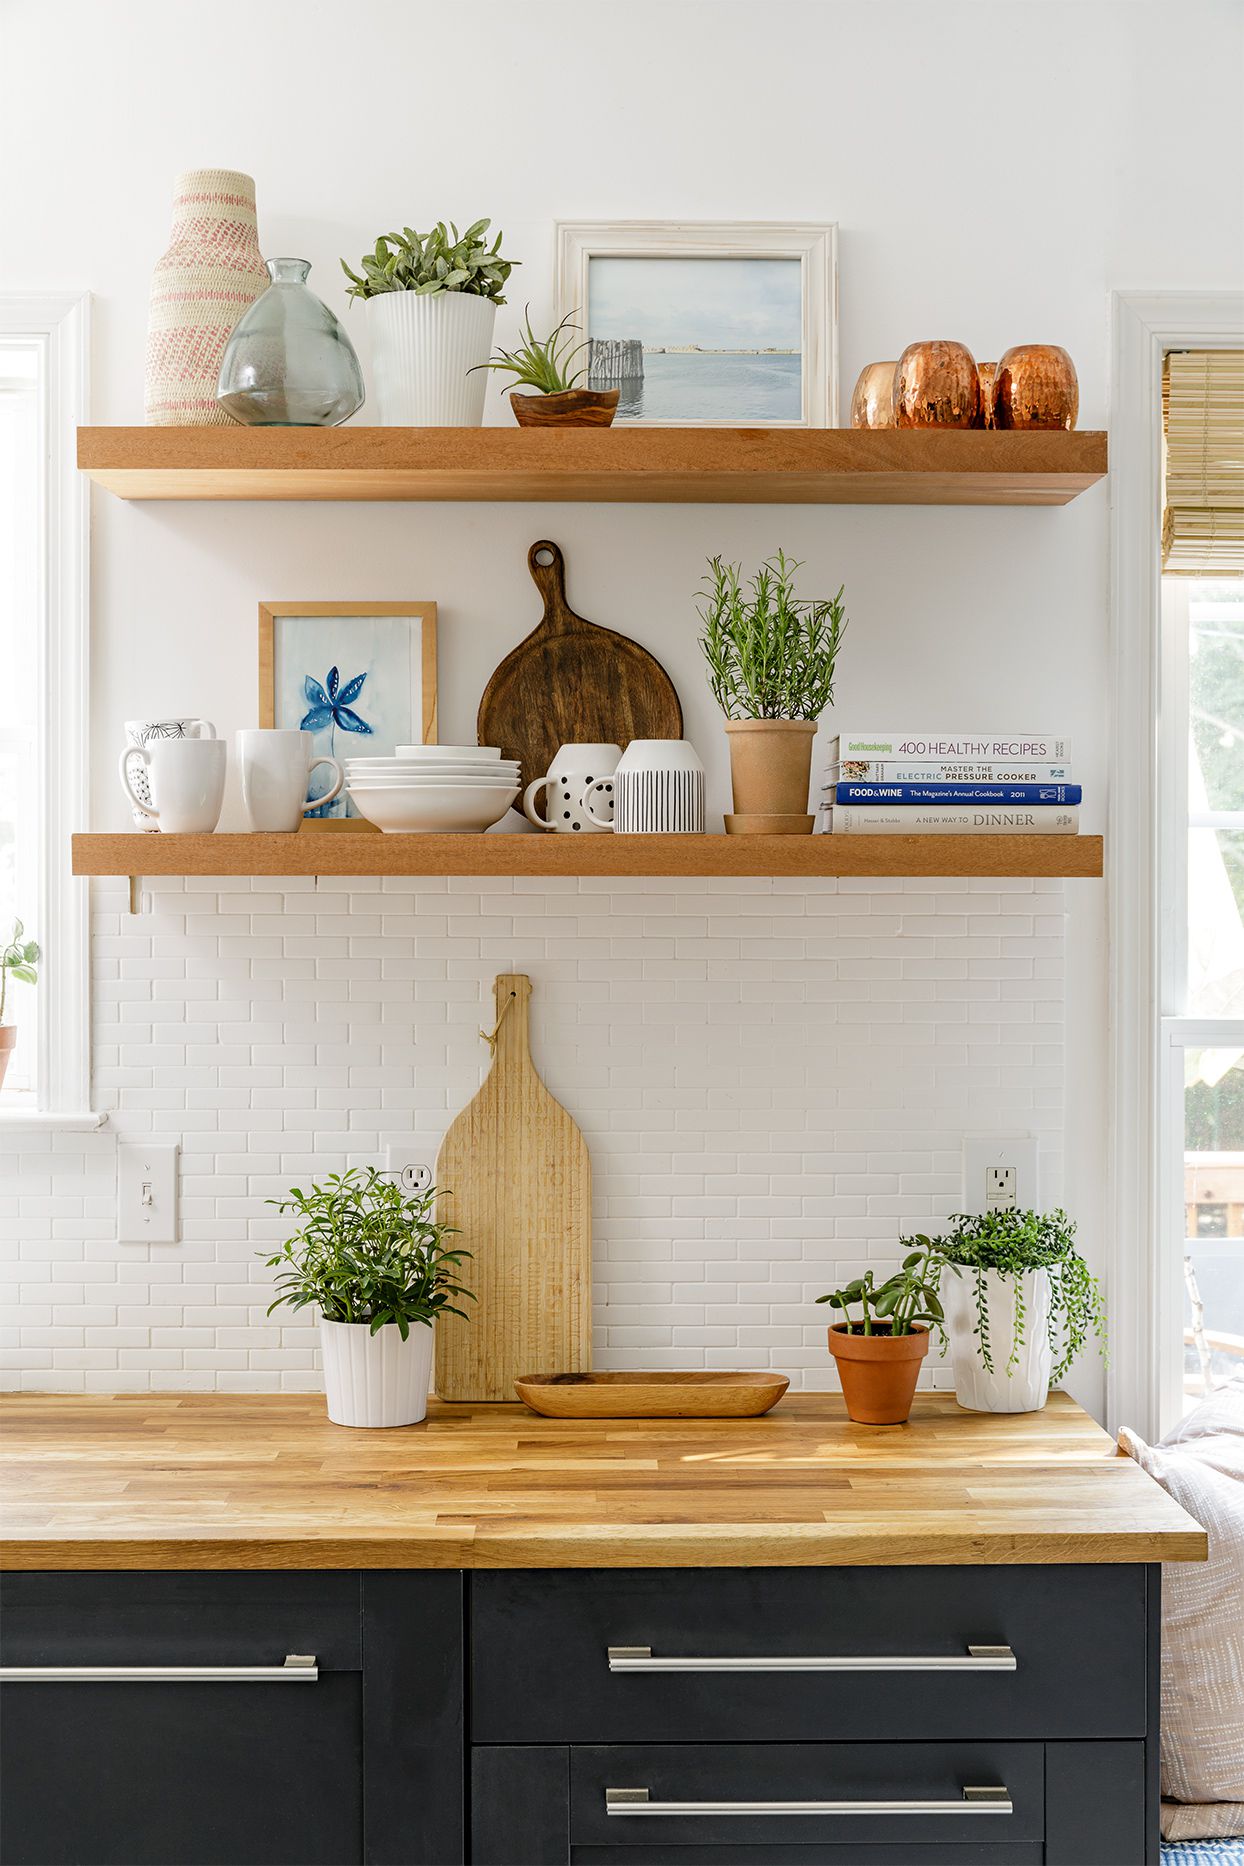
[344,746,521,833]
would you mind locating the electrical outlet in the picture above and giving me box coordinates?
[385,1147,433,1195]
[961,1137,1038,1217]
[117,1143,179,1243]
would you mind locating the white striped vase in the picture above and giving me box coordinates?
[365,291,496,425]
[145,169,268,426]
[318,1317,433,1428]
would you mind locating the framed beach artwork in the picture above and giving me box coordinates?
[258,602,437,829]
[554,221,837,427]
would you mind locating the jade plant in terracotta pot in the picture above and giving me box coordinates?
[471,307,619,427]
[817,1243,947,1425]
[698,551,847,834]
[0,920,40,1092]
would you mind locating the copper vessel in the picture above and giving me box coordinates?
[977,361,998,429]
[992,344,1078,431]
[849,360,897,429]
[894,340,981,428]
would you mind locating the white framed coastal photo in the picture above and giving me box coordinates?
[554,221,838,427]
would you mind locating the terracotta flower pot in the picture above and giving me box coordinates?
[723,720,818,823]
[893,340,981,429]
[827,1321,930,1425]
[0,1024,16,1092]
[992,344,1079,431]
[510,388,619,427]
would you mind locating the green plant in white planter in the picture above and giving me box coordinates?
[697,551,847,833]
[262,1167,472,1428]
[908,1208,1106,1414]
[0,920,40,1092]
[341,219,516,426]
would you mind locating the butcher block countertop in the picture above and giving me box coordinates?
[0,1391,1205,1572]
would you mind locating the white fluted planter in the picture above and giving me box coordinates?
[942,1267,1052,1413]
[366,292,496,425]
[318,1317,433,1427]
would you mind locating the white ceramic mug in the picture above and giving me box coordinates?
[523,742,621,833]
[583,740,706,833]
[118,736,227,833]
[237,728,343,831]
[122,717,217,831]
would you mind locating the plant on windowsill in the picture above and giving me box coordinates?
[698,551,847,834]
[0,920,40,1093]
[910,1207,1107,1415]
[261,1166,473,1428]
[470,307,619,428]
[341,218,516,426]
[815,1242,948,1424]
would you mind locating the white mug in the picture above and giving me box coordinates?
[237,729,343,831]
[122,717,216,831]
[118,736,227,834]
[523,742,621,834]
[583,740,706,833]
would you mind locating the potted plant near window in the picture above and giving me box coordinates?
[0,921,39,1091]
[262,1167,473,1428]
[341,218,515,426]
[816,1243,946,1424]
[698,551,847,834]
[913,1207,1107,1413]
[471,307,619,427]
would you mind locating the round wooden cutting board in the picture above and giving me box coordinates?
[476,540,683,789]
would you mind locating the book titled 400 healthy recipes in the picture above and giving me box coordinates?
[825,731,1072,762]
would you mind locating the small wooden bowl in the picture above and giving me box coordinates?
[514,1370,790,1419]
[510,388,620,428]
[724,813,815,835]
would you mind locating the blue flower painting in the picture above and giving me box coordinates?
[301,667,373,745]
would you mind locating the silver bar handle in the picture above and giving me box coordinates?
[606,1786,1012,1817]
[607,1644,1016,1673]
[0,1654,318,1684]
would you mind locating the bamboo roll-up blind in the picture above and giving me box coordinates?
[1163,350,1244,573]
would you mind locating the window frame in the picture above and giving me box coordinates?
[0,291,95,1126]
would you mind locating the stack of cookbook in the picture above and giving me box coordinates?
[815,731,1080,834]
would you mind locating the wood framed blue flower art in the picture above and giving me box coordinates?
[258,602,438,828]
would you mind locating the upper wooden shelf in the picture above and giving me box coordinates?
[77,427,1107,505]
[73,831,1104,881]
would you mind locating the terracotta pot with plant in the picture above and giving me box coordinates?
[261,1166,473,1428]
[817,1243,945,1425]
[698,551,847,833]
[0,920,40,1092]
[472,307,619,427]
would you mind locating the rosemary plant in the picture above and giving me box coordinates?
[909,1208,1107,1382]
[471,307,585,392]
[816,1240,947,1338]
[261,1167,472,1338]
[697,551,847,720]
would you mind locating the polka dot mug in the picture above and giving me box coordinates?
[523,743,621,834]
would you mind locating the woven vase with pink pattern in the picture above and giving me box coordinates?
[144,168,268,425]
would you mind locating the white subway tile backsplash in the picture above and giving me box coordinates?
[0,874,1065,1393]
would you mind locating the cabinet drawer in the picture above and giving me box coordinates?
[471,1565,1147,1743]
[570,1742,1042,1852]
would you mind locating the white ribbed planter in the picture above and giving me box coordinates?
[318,1317,433,1428]
[942,1267,1052,1413]
[366,292,496,425]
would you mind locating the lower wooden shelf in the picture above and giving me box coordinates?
[72,831,1104,880]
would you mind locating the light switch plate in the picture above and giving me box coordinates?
[117,1142,179,1243]
[961,1136,1038,1217]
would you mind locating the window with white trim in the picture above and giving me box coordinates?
[0,294,91,1119]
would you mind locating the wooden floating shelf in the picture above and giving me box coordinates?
[73,832,1104,881]
[77,427,1107,506]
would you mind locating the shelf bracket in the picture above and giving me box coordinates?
[127,875,143,916]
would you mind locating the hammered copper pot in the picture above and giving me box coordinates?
[894,341,981,428]
[992,344,1079,431]
[977,361,998,429]
[849,361,897,429]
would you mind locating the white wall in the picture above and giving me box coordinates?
[3,0,1243,1409]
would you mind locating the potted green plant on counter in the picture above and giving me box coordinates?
[472,307,619,427]
[341,218,515,426]
[0,920,40,1092]
[698,551,847,834]
[912,1207,1106,1414]
[262,1167,473,1428]
[816,1243,947,1424]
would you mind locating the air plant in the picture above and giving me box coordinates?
[470,308,587,394]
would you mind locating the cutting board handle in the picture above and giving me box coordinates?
[527,540,579,636]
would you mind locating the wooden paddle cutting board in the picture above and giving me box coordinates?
[477,540,683,789]
[434,974,591,1401]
